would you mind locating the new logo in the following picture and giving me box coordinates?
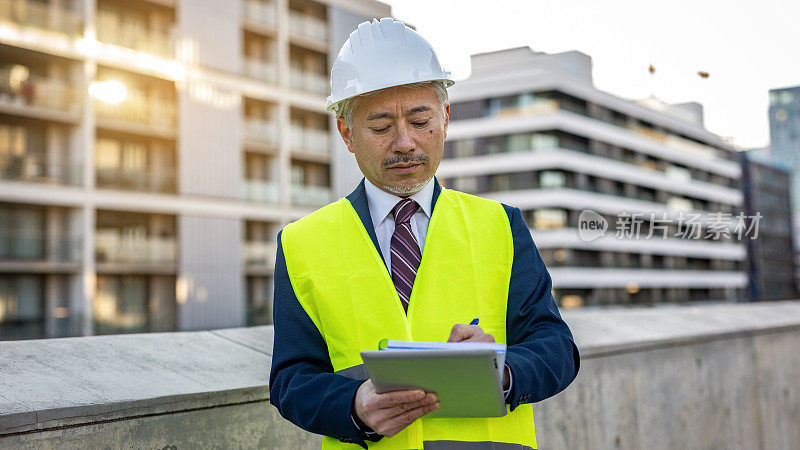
[578,210,608,242]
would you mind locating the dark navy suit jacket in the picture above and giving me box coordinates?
[269,177,580,448]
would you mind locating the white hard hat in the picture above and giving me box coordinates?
[326,17,454,111]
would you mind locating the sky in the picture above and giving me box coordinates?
[382,0,800,149]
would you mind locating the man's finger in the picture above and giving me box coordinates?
[377,401,440,437]
[447,323,470,342]
[369,393,437,425]
[448,324,482,342]
[375,389,426,409]
[383,393,437,417]
[460,332,495,343]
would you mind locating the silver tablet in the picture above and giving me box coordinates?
[360,348,507,418]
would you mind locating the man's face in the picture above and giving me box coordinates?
[336,84,449,196]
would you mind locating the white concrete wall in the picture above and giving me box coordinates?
[1,302,798,449]
[174,0,245,330]
[178,216,244,330]
[534,303,800,449]
[177,0,243,71]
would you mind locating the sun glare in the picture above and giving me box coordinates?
[89,80,128,104]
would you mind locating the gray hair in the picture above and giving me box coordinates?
[331,80,449,128]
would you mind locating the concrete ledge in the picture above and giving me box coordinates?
[0,327,275,435]
[565,301,800,357]
[1,301,798,449]
[539,301,800,449]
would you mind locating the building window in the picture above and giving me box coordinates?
[0,122,48,182]
[533,209,567,229]
[96,138,146,172]
[94,275,176,335]
[454,175,478,193]
[453,139,476,158]
[247,276,274,326]
[94,275,148,334]
[665,165,691,182]
[0,275,44,339]
[487,95,517,117]
[539,171,565,189]
[667,196,693,213]
[0,205,44,260]
[506,133,530,153]
[95,136,170,192]
[489,174,510,192]
[291,164,305,184]
[532,132,559,151]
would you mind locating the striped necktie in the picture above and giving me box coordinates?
[390,198,422,312]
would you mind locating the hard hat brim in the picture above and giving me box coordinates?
[326,77,455,111]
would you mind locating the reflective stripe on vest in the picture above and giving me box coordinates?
[282,187,537,449]
[423,442,534,450]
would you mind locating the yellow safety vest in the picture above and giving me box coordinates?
[281,186,537,449]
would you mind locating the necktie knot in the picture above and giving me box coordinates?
[392,198,419,225]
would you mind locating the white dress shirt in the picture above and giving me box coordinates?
[363,177,435,274]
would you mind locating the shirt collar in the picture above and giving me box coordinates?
[363,176,435,229]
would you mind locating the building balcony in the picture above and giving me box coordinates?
[488,98,560,118]
[531,227,747,261]
[242,58,277,84]
[548,267,747,290]
[243,118,278,148]
[0,68,80,117]
[289,69,328,95]
[626,123,719,161]
[96,12,173,58]
[0,235,81,263]
[243,0,277,30]
[95,233,176,266]
[289,125,329,157]
[94,93,176,130]
[1,157,82,185]
[243,241,276,268]
[0,0,82,37]
[482,188,735,227]
[288,12,327,42]
[291,183,330,207]
[240,179,279,204]
[437,148,742,206]
[447,109,741,179]
[96,167,176,194]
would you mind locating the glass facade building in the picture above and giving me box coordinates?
[767,86,800,211]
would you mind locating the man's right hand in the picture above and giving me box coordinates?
[353,379,439,437]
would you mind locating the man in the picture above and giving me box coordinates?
[270,18,579,449]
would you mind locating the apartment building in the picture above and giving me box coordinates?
[438,47,747,307]
[0,0,390,339]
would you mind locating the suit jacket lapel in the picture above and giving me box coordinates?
[345,176,442,270]
[431,176,442,209]
[345,178,382,266]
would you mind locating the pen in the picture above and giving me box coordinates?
[469,318,479,325]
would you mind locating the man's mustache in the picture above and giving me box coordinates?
[382,154,429,167]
